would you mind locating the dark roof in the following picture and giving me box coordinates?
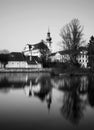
[33,41,49,50]
[9,52,26,61]
[26,40,49,51]
[8,52,41,64]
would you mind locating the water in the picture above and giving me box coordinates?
[0,73,94,130]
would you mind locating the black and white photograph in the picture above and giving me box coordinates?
[0,0,94,130]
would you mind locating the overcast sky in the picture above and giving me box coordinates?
[0,0,94,52]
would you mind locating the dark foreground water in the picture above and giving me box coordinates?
[0,73,94,130]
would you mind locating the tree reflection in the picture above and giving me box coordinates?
[60,76,88,125]
[88,75,94,107]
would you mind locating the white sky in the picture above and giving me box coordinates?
[0,0,94,52]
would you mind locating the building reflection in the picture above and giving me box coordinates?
[0,73,52,110]
[0,73,94,125]
[24,75,52,110]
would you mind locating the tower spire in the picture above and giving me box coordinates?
[46,27,52,49]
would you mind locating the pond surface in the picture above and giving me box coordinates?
[0,73,94,130]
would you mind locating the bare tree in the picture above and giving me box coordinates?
[60,18,85,65]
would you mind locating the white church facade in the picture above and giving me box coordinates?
[22,29,52,58]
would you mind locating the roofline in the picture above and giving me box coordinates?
[26,40,45,46]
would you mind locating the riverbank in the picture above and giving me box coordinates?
[0,67,93,76]
[51,67,94,76]
[0,68,52,73]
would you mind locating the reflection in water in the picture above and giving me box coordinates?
[60,77,85,125]
[51,76,88,125]
[88,75,94,107]
[0,73,94,129]
[24,74,52,110]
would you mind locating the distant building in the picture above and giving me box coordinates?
[49,47,88,68]
[77,47,88,68]
[23,40,49,57]
[22,30,52,58]
[5,52,42,68]
[48,50,70,63]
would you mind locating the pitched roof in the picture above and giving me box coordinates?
[25,40,49,51]
[33,40,49,50]
[9,52,26,61]
[7,52,41,65]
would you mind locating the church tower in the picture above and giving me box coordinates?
[46,28,52,50]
